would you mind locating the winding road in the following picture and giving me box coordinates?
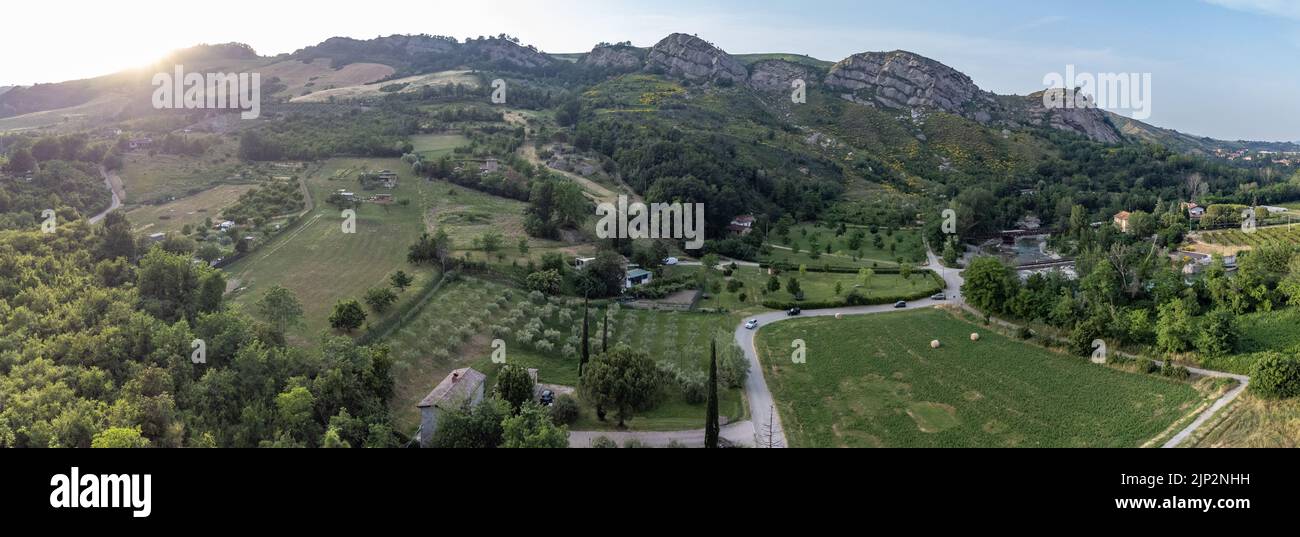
[88,166,125,224]
[569,246,1243,448]
[732,248,965,448]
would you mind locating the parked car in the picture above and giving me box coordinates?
[787,308,802,316]
[539,389,555,406]
[931,293,947,301]
[894,301,908,309]
[663,257,680,266]
[745,319,759,330]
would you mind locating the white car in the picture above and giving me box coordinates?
[745,319,759,330]
[663,257,680,266]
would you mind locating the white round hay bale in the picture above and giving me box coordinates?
[931,340,942,349]
[971,333,981,342]
[835,313,844,320]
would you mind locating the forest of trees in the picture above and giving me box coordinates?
[0,219,397,448]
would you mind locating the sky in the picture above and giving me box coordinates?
[2,0,1298,141]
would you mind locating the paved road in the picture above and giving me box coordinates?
[88,166,124,224]
[568,421,755,448]
[732,248,965,448]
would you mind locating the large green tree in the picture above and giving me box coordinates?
[580,345,660,428]
[962,257,1017,315]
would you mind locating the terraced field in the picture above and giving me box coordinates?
[1196,223,1300,250]
[756,309,1208,448]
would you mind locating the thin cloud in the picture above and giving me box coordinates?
[1203,0,1300,20]
[1013,15,1068,32]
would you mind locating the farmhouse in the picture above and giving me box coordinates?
[128,138,153,151]
[146,233,166,244]
[625,268,653,289]
[1189,206,1206,219]
[574,257,596,269]
[728,215,756,236]
[416,368,487,447]
[377,170,398,189]
[479,158,500,175]
[1113,211,1132,233]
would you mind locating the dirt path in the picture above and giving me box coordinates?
[569,422,756,448]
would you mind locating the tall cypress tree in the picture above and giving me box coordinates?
[601,308,609,353]
[580,299,590,377]
[706,339,720,449]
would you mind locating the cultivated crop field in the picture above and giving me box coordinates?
[1195,224,1300,250]
[756,309,1207,448]
[383,276,745,433]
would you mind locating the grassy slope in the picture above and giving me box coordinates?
[756,309,1205,448]
[224,158,435,342]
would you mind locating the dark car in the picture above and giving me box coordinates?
[539,390,555,406]
[894,301,908,309]
[788,307,802,316]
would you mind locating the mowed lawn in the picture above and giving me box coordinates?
[411,134,469,160]
[224,158,434,343]
[755,309,1206,448]
[670,264,942,311]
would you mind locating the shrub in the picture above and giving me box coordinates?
[717,340,750,389]
[1251,353,1300,399]
[1161,363,1191,381]
[548,394,580,425]
[678,371,708,404]
[623,439,648,449]
[590,436,618,448]
[1136,358,1160,374]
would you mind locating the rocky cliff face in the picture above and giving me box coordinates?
[581,45,645,70]
[1021,89,1123,143]
[645,33,748,83]
[824,50,1123,142]
[465,38,555,69]
[824,51,995,120]
[748,60,820,92]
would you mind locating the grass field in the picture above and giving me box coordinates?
[117,143,253,206]
[765,223,927,268]
[125,184,256,236]
[426,178,580,266]
[224,158,435,342]
[755,309,1207,448]
[411,134,470,160]
[669,264,941,311]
